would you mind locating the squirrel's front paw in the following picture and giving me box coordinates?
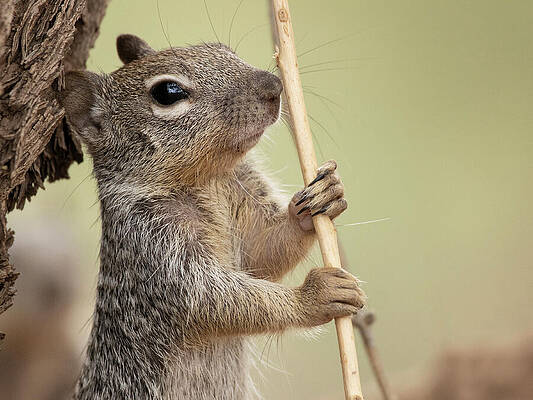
[289,160,347,231]
[296,267,366,327]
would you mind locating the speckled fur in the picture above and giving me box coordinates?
[62,35,364,400]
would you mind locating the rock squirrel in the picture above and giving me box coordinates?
[61,34,365,400]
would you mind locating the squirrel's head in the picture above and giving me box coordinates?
[62,34,282,188]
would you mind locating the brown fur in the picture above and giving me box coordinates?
[61,34,364,399]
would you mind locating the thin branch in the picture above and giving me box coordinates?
[352,311,395,400]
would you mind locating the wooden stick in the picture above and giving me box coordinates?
[270,1,364,399]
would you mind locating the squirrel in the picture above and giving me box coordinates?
[61,34,365,400]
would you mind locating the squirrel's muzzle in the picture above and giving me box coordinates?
[255,71,283,102]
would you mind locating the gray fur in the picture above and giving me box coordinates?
[62,35,363,400]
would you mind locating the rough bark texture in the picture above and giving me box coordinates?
[0,0,109,340]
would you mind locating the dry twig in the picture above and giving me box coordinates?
[352,311,394,400]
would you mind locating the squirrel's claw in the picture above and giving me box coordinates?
[290,160,347,231]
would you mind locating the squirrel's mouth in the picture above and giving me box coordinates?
[239,128,265,147]
[230,98,280,152]
[230,126,269,154]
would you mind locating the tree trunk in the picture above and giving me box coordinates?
[0,0,109,341]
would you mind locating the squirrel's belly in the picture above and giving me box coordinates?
[164,337,258,400]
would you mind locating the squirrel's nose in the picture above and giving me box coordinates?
[256,71,283,101]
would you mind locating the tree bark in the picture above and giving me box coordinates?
[0,0,109,341]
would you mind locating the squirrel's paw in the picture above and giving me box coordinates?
[289,160,347,231]
[296,267,366,327]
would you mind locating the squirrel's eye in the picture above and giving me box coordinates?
[150,81,188,105]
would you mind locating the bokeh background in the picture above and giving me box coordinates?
[3,0,532,399]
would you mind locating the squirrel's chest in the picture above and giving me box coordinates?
[191,198,245,271]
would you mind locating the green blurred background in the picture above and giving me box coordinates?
[8,0,533,398]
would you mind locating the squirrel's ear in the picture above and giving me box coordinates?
[61,71,102,137]
[116,34,155,64]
